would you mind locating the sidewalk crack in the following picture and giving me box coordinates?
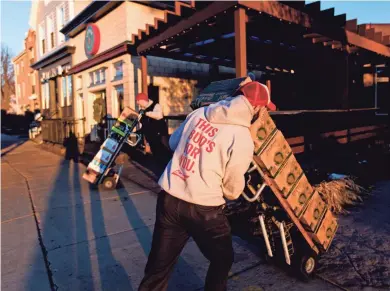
[5,161,59,291]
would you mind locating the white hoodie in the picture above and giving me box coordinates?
[158,95,254,206]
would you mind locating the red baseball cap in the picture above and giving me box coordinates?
[136,93,149,102]
[238,81,276,111]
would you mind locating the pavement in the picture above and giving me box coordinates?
[1,138,389,291]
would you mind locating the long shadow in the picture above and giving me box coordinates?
[1,139,27,157]
[71,163,96,291]
[25,160,93,290]
[87,178,133,290]
[115,187,204,290]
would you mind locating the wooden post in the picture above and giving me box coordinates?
[234,8,247,78]
[266,80,271,96]
[141,56,148,94]
[342,54,350,110]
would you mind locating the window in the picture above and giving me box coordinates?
[21,61,24,72]
[41,82,50,109]
[42,39,46,54]
[51,32,55,49]
[60,75,73,107]
[89,68,106,87]
[32,85,35,94]
[29,48,34,64]
[113,61,123,80]
[114,85,124,116]
[89,72,94,86]
[67,75,72,102]
[76,75,82,90]
[39,22,45,55]
[56,5,66,44]
[22,83,25,97]
[46,14,54,50]
[62,76,67,106]
[15,64,19,75]
[17,84,21,98]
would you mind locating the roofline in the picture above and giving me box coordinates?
[68,41,135,75]
[61,1,173,38]
[12,50,27,63]
[31,45,75,70]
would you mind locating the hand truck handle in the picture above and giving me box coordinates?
[242,182,267,202]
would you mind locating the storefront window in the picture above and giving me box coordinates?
[67,75,72,103]
[61,75,72,107]
[41,82,50,109]
[113,61,123,80]
[114,85,124,115]
[62,76,67,106]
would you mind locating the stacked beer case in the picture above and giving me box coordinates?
[191,76,338,277]
[83,107,143,189]
[250,108,338,252]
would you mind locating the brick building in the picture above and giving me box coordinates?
[12,29,40,113]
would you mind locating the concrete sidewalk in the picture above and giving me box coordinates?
[1,141,348,291]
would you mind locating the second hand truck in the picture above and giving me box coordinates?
[83,107,144,190]
[191,77,338,280]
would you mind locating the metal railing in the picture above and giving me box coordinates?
[41,118,85,144]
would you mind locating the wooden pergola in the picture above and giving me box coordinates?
[132,1,390,110]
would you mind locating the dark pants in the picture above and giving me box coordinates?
[147,135,172,166]
[139,191,234,291]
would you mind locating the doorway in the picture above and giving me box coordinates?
[92,90,107,123]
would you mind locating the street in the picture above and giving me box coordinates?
[1,139,389,291]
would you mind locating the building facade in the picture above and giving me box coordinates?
[30,0,91,119]
[12,29,41,113]
[62,1,211,140]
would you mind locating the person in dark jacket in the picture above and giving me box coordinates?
[136,93,170,165]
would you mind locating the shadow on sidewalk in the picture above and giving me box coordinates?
[1,139,27,157]
[26,160,132,290]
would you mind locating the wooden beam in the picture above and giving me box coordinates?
[137,1,236,54]
[304,1,321,15]
[383,35,390,46]
[303,33,322,39]
[345,19,357,32]
[366,28,375,40]
[374,32,383,43]
[357,24,367,36]
[346,45,359,54]
[312,36,331,44]
[334,14,346,27]
[141,56,148,94]
[332,41,343,49]
[346,30,390,57]
[234,8,247,78]
[239,1,311,27]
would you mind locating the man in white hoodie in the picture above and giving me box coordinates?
[139,81,276,291]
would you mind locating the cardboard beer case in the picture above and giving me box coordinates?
[250,107,277,154]
[300,190,327,233]
[311,209,338,251]
[256,130,292,178]
[285,173,314,217]
[273,153,303,197]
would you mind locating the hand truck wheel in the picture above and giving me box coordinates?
[102,176,117,190]
[292,252,317,281]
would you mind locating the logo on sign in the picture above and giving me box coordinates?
[84,23,100,58]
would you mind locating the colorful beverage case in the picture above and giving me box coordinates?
[83,107,143,186]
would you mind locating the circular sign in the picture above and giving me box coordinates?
[85,23,100,58]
